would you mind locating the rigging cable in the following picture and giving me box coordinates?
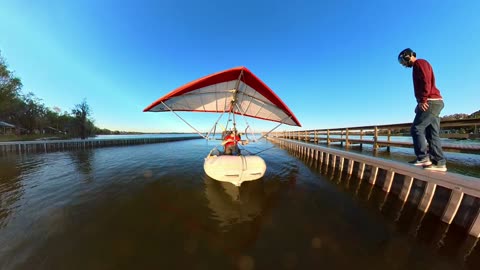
[160,101,208,139]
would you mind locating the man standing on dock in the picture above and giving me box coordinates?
[398,48,447,171]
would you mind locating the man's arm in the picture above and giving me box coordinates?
[413,61,431,103]
[413,62,431,111]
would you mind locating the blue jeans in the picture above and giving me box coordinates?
[410,100,446,166]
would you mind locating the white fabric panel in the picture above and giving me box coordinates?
[150,80,296,125]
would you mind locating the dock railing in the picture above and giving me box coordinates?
[0,136,202,154]
[270,118,480,154]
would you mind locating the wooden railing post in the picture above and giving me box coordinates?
[360,129,364,149]
[387,129,391,152]
[340,130,343,146]
[373,126,379,152]
[345,128,349,149]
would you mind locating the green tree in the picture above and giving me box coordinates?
[0,54,23,122]
[18,92,47,132]
[1,52,111,138]
[72,99,91,139]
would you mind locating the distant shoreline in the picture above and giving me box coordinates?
[0,132,201,142]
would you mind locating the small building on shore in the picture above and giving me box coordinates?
[0,121,15,135]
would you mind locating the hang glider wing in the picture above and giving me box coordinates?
[143,66,301,127]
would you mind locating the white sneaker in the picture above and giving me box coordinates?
[408,158,432,166]
[424,164,447,172]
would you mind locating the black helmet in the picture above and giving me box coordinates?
[398,48,416,66]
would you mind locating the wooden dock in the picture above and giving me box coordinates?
[0,136,202,154]
[268,137,480,238]
[271,118,480,154]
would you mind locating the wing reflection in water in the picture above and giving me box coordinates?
[204,177,266,230]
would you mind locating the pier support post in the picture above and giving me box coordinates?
[418,182,437,213]
[383,170,395,193]
[369,166,378,185]
[339,157,345,173]
[469,211,480,238]
[399,176,414,202]
[357,163,365,180]
[347,159,354,175]
[441,190,464,224]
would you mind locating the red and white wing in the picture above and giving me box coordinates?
[143,66,301,127]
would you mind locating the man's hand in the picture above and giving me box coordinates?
[418,102,429,112]
[222,139,233,145]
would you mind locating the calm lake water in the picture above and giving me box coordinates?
[0,137,479,269]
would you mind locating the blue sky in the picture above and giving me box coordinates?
[1,0,479,133]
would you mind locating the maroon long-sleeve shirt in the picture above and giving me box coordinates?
[412,59,443,103]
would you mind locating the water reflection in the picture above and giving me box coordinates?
[68,150,94,176]
[204,178,265,230]
[460,237,479,263]
[0,158,23,229]
[0,140,479,269]
[279,143,480,268]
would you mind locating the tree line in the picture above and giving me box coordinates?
[0,52,113,139]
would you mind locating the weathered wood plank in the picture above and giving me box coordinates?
[418,182,437,213]
[442,190,464,224]
[399,176,414,202]
[383,170,395,193]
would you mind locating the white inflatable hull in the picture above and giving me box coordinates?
[204,152,266,186]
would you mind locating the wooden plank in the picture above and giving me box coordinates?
[399,176,414,202]
[339,157,345,173]
[357,162,365,180]
[468,210,480,238]
[383,170,395,193]
[347,159,354,175]
[419,183,437,213]
[441,190,464,224]
[369,166,378,185]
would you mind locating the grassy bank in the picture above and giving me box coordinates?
[0,134,72,142]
